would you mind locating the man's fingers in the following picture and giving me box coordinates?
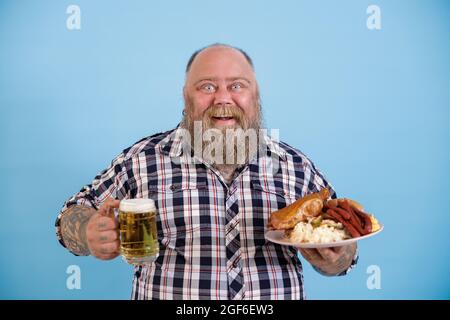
[96,240,120,255]
[103,198,120,208]
[298,249,311,262]
[98,198,120,217]
[298,248,310,260]
[96,216,118,231]
[317,248,338,262]
[89,238,120,260]
[330,246,345,254]
[98,230,119,243]
[299,248,322,262]
[299,247,344,263]
[96,251,120,260]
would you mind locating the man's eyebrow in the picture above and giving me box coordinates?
[193,77,252,86]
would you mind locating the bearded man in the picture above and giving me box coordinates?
[55,43,358,300]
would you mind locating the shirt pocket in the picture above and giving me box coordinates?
[247,179,298,247]
[250,179,298,211]
[148,180,208,258]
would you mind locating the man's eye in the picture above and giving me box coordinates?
[200,84,216,92]
[231,83,243,90]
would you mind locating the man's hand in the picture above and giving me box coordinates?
[86,198,121,260]
[298,243,357,276]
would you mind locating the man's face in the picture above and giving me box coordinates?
[183,46,260,132]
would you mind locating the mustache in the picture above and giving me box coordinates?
[181,94,262,134]
[204,105,245,123]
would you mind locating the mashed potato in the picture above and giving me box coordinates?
[287,219,350,243]
[370,215,381,232]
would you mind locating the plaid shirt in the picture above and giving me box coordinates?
[55,127,357,300]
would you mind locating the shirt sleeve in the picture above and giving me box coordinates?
[305,158,337,200]
[54,152,130,252]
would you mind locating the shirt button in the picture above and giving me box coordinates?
[170,184,177,191]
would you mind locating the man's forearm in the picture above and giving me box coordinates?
[60,205,96,256]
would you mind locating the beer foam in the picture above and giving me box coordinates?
[120,199,156,213]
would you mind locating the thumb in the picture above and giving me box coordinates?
[98,198,121,217]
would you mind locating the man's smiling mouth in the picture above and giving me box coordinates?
[212,116,234,120]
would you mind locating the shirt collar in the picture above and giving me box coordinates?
[262,134,287,161]
[159,125,287,162]
[159,126,184,157]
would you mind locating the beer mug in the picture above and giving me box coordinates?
[118,199,159,265]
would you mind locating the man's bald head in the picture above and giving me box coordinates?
[185,43,254,74]
[183,44,258,92]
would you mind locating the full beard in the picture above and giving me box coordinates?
[180,97,263,176]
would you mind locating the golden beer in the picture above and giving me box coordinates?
[119,199,159,265]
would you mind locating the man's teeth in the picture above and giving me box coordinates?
[214,116,233,119]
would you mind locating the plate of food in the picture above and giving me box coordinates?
[265,189,383,248]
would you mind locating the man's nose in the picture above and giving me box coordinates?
[213,86,233,106]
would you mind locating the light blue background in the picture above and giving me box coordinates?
[0,0,449,299]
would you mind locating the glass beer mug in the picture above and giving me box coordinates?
[118,199,159,265]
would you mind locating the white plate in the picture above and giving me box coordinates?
[265,225,384,248]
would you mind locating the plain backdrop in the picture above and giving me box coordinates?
[0,0,449,299]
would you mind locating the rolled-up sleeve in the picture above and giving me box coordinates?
[305,158,337,200]
[54,152,130,250]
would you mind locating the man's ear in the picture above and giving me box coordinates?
[182,86,188,115]
[183,86,187,101]
[255,83,262,108]
[183,86,190,107]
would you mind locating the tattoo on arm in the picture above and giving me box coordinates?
[332,246,355,273]
[60,206,96,256]
[319,244,357,276]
